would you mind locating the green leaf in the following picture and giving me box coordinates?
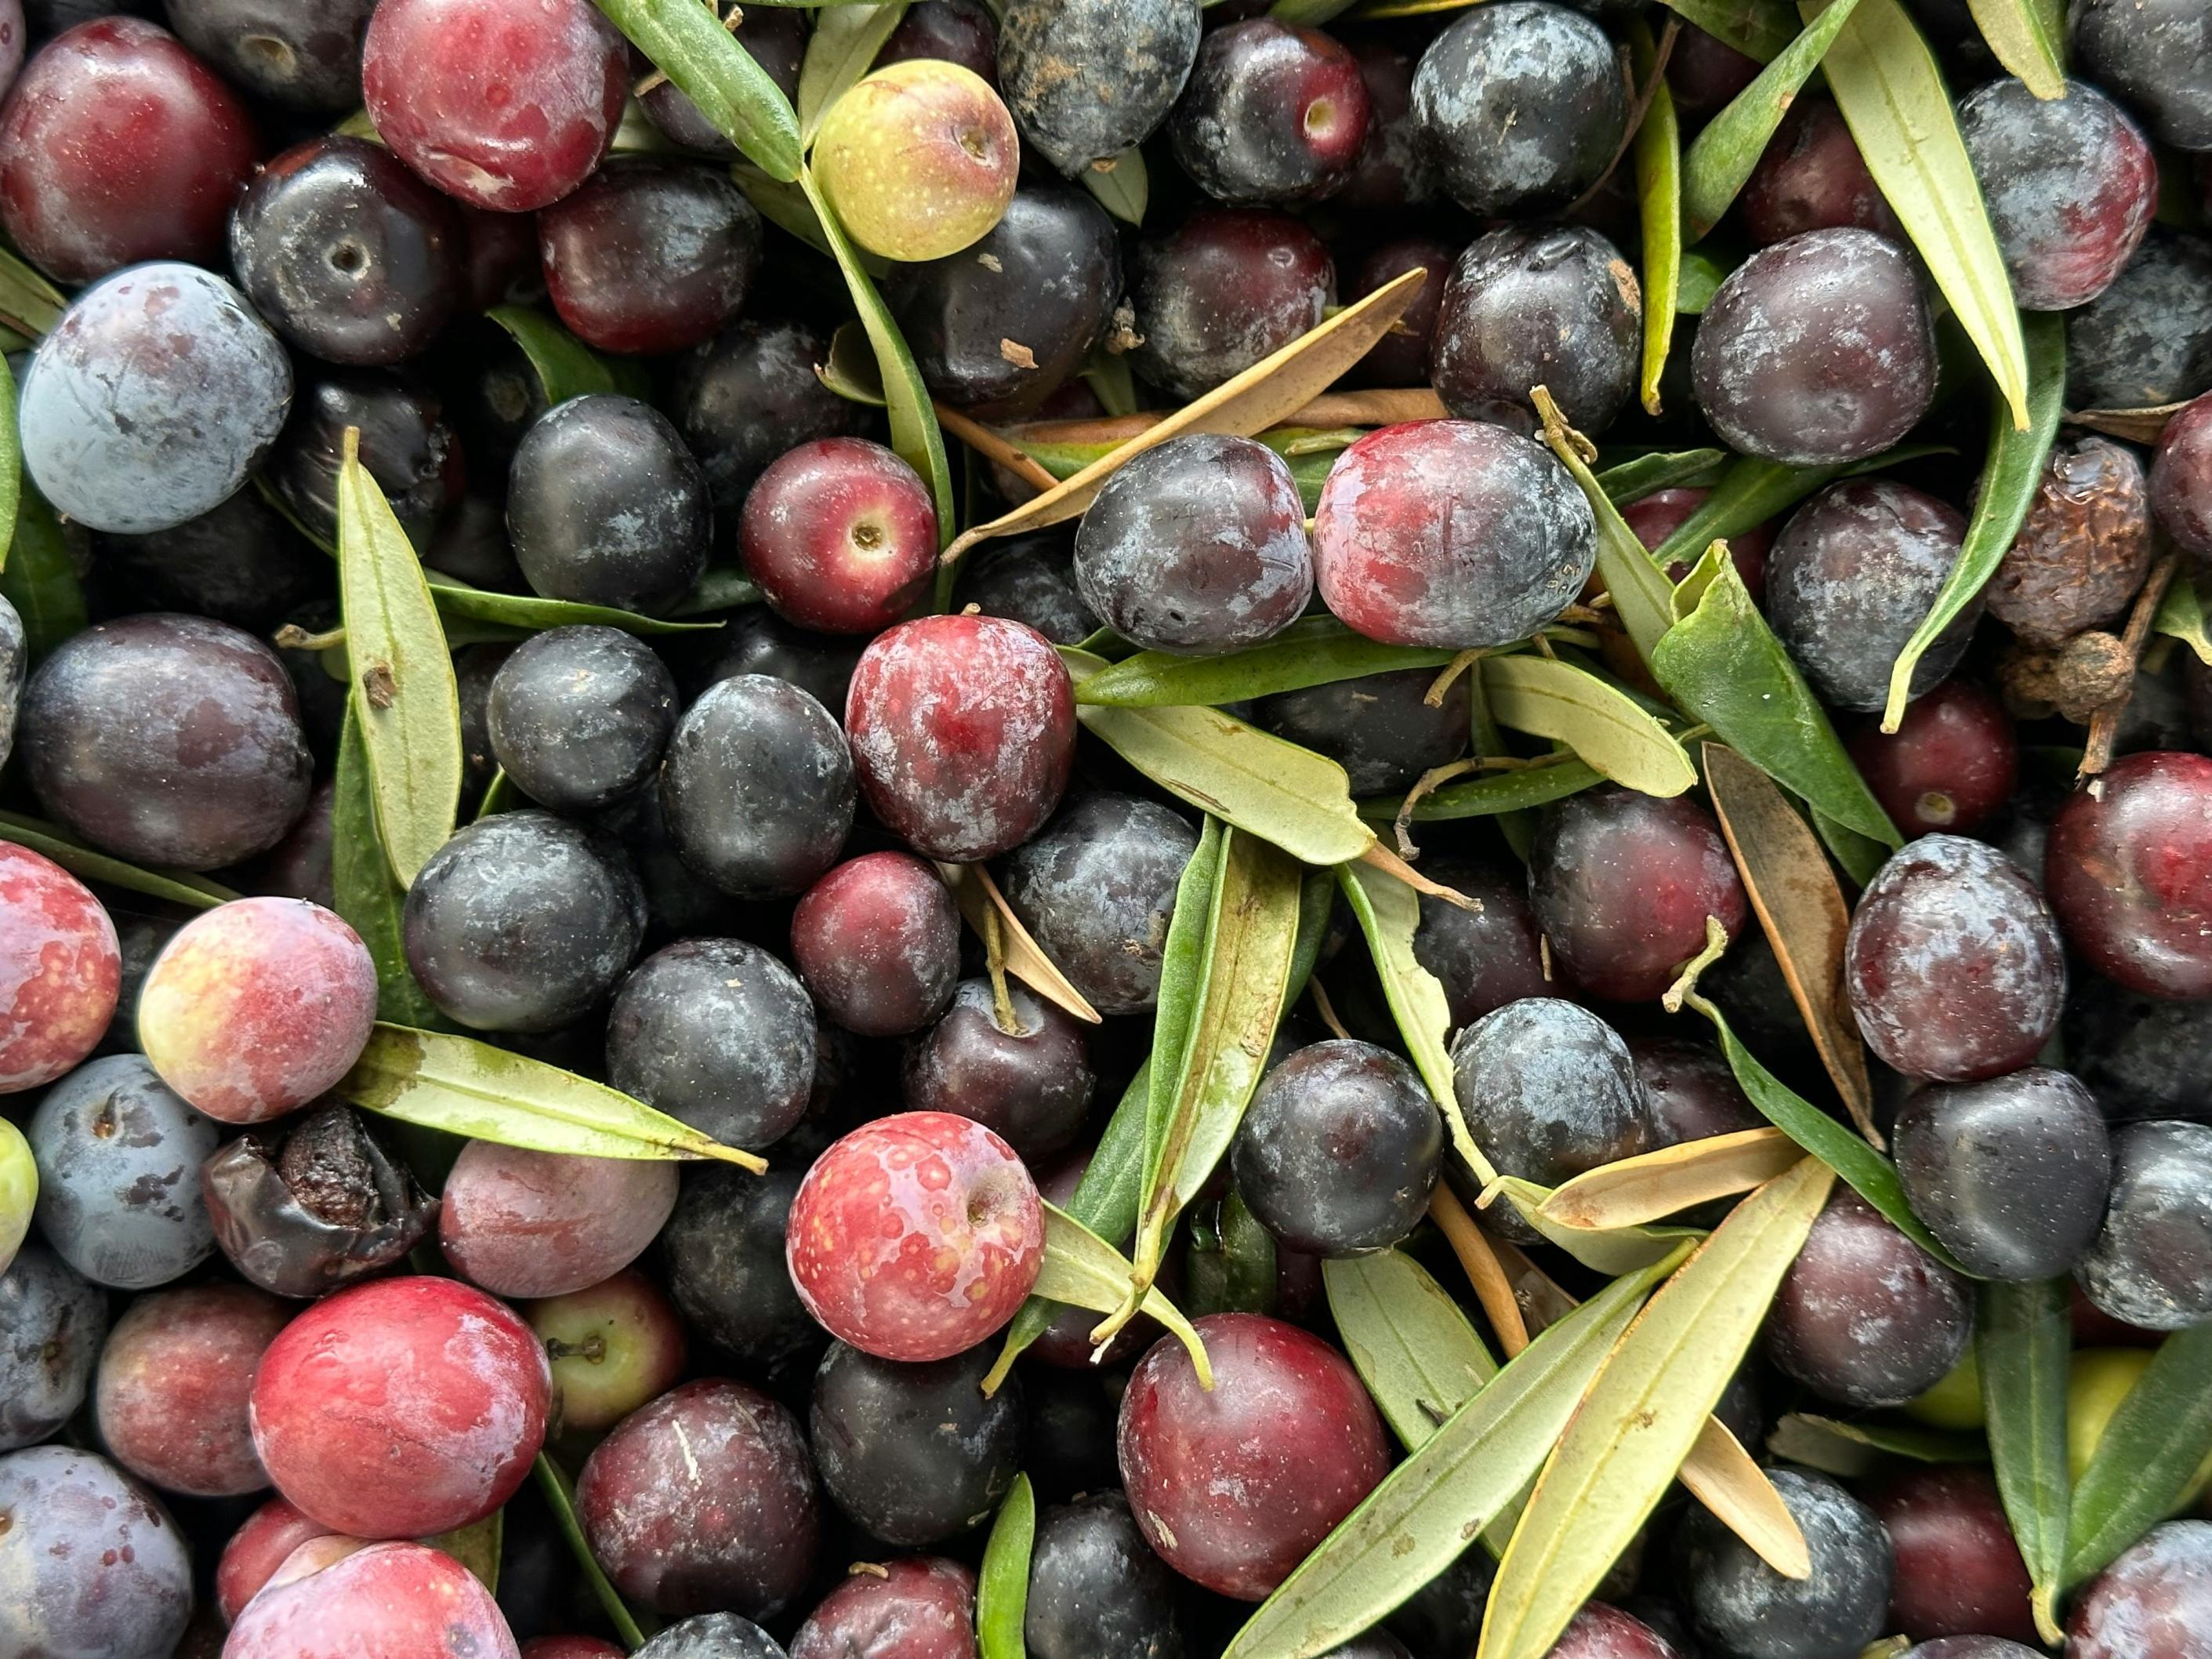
[1681,991,1968,1271]
[1677,245,1739,314]
[475,768,520,820]
[427,576,720,638]
[1337,862,1498,1186]
[1034,1200,1214,1384]
[1534,390,1676,666]
[1062,648,1377,866]
[1765,1412,1988,1476]
[0,810,236,912]
[815,320,890,406]
[1363,761,1605,824]
[1882,310,2065,728]
[1964,0,2066,98]
[0,356,19,564]
[484,307,620,408]
[337,432,464,887]
[1187,1190,1279,1317]
[1478,1161,1832,1659]
[1652,546,1902,848]
[1648,446,1956,575]
[1812,805,1889,887]
[1225,1251,1683,1659]
[2156,572,2212,666]
[1152,818,1227,1104]
[1977,1277,2072,1643]
[797,164,957,545]
[1079,147,1148,225]
[1811,0,2031,429]
[1659,0,1799,58]
[1632,38,1681,415]
[1269,0,1358,20]
[593,0,804,180]
[2065,1323,2212,1587]
[796,2,908,142]
[976,1474,1035,1659]
[422,1510,502,1594]
[338,1023,769,1169]
[1480,655,1697,798]
[672,564,765,616]
[1594,448,1732,504]
[1324,1249,1498,1453]
[332,707,448,1028]
[0,485,85,659]
[0,245,65,339]
[1075,617,1464,708]
[730,160,890,275]
[534,1456,653,1649]
[1683,0,1866,238]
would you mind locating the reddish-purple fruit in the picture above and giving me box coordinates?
[223,1540,520,1659]
[1336,39,1432,212]
[0,1447,193,1659]
[1166,20,1370,205]
[523,1269,688,1435]
[0,842,119,1094]
[2068,1520,2212,1659]
[437,1142,678,1300]
[1868,1466,2037,1644]
[1848,681,2018,837]
[0,17,259,282]
[904,980,1095,1163]
[362,0,626,212]
[1550,1604,1685,1659]
[538,158,761,356]
[1529,785,1748,1004]
[215,1496,334,1624]
[742,438,940,636]
[2046,752,2212,1000]
[1620,487,1771,597]
[1412,858,1550,1029]
[1119,1313,1390,1601]
[785,1111,1043,1363]
[96,1281,288,1497]
[135,898,377,1125]
[790,1559,978,1659]
[1631,1036,1764,1146]
[846,615,1076,864]
[1740,99,1900,246]
[248,1276,551,1539]
[1128,209,1334,402]
[575,1378,819,1621]
[2150,392,2212,561]
[790,852,961,1037]
[1346,236,1449,387]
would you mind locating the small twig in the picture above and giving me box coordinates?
[634,69,669,97]
[1393,757,1482,859]
[2080,554,2179,778]
[273,623,346,653]
[1424,648,1485,709]
[981,903,1021,1036]
[1307,978,1352,1041]
[935,404,1059,496]
[1431,1186,1529,1358]
[1564,16,1681,220]
[1360,840,1481,911]
[1662,915,1732,1015]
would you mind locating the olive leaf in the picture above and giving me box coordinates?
[1362,760,1604,826]
[593,0,804,180]
[1537,1127,1802,1230]
[815,320,890,406]
[1535,389,1677,666]
[534,1455,655,1648]
[1478,1160,1833,1659]
[1767,1412,1988,1476]
[1644,444,1953,575]
[1222,1250,1686,1659]
[1075,617,1465,709]
[1881,310,2067,729]
[671,565,765,615]
[1630,24,1681,415]
[1659,0,1798,57]
[1677,1416,1813,1581]
[1811,0,2031,430]
[1485,1175,1706,1276]
[426,575,720,638]
[1594,448,1732,504]
[2067,401,2188,445]
[2155,572,2212,666]
[484,306,621,408]
[337,429,464,887]
[0,355,20,564]
[945,268,1429,564]
[796,2,908,143]
[1682,0,1866,238]
[2064,1323,2212,1588]
[797,164,958,544]
[731,161,891,276]
[1269,0,1359,21]
[0,810,235,913]
[1,484,86,659]
[935,861,1102,1024]
[1964,0,2066,99]
[474,768,520,820]
[1186,1190,1278,1317]
[1652,547,1901,848]
[423,1510,502,1594]
[1323,1248,1499,1454]
[332,706,449,1029]
[1080,147,1148,225]
[1703,744,1879,1140]
[1480,655,1698,798]
[1677,245,1739,313]
[1036,1200,1214,1384]
[339,1023,768,1171]
[1152,816,1226,1104]
[0,245,64,339]
[976,1475,1035,1659]
[1812,805,1890,888]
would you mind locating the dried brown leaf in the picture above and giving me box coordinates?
[936,862,1102,1025]
[1537,1127,1802,1230]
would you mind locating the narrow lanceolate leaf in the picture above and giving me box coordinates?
[1631,27,1681,415]
[426,577,719,638]
[796,2,908,142]
[798,165,957,545]
[1677,245,1737,314]
[1682,990,1968,1271]
[935,862,1102,1024]
[424,1510,502,1594]
[1035,1201,1213,1385]
[1480,655,1698,798]
[1539,1127,1801,1230]
[1487,1175,1706,1277]
[535,1456,653,1649]
[1677,1418,1812,1581]
[1478,1160,1833,1659]
[1363,761,1604,824]
[332,708,448,1029]
[475,769,519,820]
[1882,311,2067,728]
[1223,1251,1685,1659]
[1130,830,1303,1288]
[1594,448,1732,504]
[1074,616,1463,708]
[1964,0,2066,99]
[1152,819,1227,1103]
[0,355,20,563]
[337,432,462,888]
[1,485,86,659]
[1683,0,1866,238]
[1659,0,1798,58]
[1336,861,1496,1185]
[1324,1250,1499,1453]
[338,1023,768,1171]
[1079,147,1148,225]
[0,811,236,912]
[484,307,619,408]
[976,1475,1035,1659]
[1535,388,1676,667]
[1811,0,2031,429]
[1768,1412,1989,1476]
[1269,0,1359,20]
[593,0,804,180]
[2156,573,2212,666]
[946,269,1428,563]
[0,244,65,339]
[2067,401,2188,445]
[1063,648,1377,866]
[2064,1323,2212,1588]
[1652,548,1901,849]
[1703,745,1878,1140]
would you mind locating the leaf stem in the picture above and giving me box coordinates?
[1431,1185,1530,1358]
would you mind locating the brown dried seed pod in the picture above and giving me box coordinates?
[1998,630,2133,724]
[1985,436,2152,648]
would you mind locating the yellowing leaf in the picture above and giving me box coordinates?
[1539,1127,1803,1230]
[1324,1249,1498,1452]
[935,861,1101,1024]
[1677,1416,1812,1579]
[1035,1200,1213,1385]
[1964,0,2066,99]
[1480,655,1697,798]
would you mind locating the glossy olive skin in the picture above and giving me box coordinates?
[487,626,677,814]
[1740,98,1898,247]
[607,938,817,1151]
[1431,223,1641,437]
[1869,1465,2037,1645]
[1000,793,1198,1016]
[538,158,762,357]
[955,532,1100,645]
[2076,1121,2212,1331]
[2045,752,2212,1002]
[1683,1468,1894,1659]
[166,0,376,111]
[1167,19,1370,205]
[659,675,855,901]
[810,1341,1022,1547]
[1411,857,1549,1028]
[2073,0,2212,151]
[1767,1191,1974,1408]
[638,8,803,154]
[903,979,1095,1162]
[1024,1491,1187,1659]
[674,318,868,521]
[2065,977,2212,1126]
[508,394,710,616]
[267,368,457,546]
[1127,209,1333,403]
[1848,681,2019,838]
[661,1164,822,1380]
